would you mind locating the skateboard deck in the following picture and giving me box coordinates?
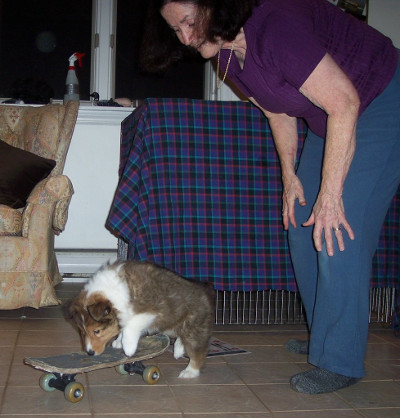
[25,334,170,374]
[24,334,170,402]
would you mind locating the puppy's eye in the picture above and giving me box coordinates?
[93,329,101,336]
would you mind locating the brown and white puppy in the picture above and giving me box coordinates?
[69,260,215,378]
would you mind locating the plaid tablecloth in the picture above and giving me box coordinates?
[106,98,399,331]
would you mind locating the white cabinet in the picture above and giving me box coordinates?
[55,105,133,273]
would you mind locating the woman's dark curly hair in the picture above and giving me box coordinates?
[140,0,258,73]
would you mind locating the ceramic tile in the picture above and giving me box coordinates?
[170,384,268,414]
[94,415,183,418]
[229,361,305,384]
[0,318,22,331]
[337,381,400,408]
[364,359,400,380]
[17,329,81,347]
[273,411,362,417]
[89,385,180,414]
[161,362,243,385]
[1,384,91,414]
[0,330,18,346]
[358,407,400,417]
[223,346,302,364]
[0,416,91,418]
[250,383,353,412]
[13,345,83,366]
[7,362,37,386]
[365,343,400,361]
[187,414,272,417]
[0,346,14,365]
[21,318,77,331]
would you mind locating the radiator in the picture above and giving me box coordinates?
[117,240,396,326]
[214,287,396,325]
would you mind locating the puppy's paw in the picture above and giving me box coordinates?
[178,365,200,379]
[173,337,185,359]
[112,333,123,349]
[121,331,139,357]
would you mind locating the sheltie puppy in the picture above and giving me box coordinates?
[69,260,215,378]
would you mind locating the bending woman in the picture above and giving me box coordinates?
[141,0,400,394]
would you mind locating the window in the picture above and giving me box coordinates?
[0,0,92,102]
[0,0,205,103]
[115,0,205,100]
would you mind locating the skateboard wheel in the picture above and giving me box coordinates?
[115,364,129,375]
[64,381,85,403]
[142,365,160,385]
[39,373,57,392]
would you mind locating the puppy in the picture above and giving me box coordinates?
[69,260,215,378]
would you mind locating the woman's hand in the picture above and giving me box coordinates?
[282,174,307,230]
[303,192,354,256]
[297,53,359,256]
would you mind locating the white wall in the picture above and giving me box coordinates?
[368,0,400,47]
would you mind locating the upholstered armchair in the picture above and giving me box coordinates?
[0,101,79,309]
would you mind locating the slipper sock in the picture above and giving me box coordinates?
[290,368,359,394]
[285,338,309,354]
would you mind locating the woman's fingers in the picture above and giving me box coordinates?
[303,213,355,256]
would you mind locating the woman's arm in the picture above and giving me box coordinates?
[299,53,358,256]
[249,98,306,230]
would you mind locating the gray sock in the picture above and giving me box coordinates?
[290,368,359,394]
[285,338,309,354]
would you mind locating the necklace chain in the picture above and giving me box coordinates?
[216,43,234,90]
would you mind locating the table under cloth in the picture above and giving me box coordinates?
[106,98,399,333]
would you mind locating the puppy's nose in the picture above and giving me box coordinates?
[87,349,95,356]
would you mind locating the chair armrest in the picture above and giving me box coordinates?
[22,175,74,236]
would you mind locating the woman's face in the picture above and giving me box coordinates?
[161,2,223,59]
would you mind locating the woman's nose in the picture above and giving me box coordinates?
[180,27,194,46]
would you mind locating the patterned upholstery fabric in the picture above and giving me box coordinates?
[0,101,78,309]
[0,205,22,236]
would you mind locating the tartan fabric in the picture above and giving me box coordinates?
[107,98,305,291]
[106,98,399,328]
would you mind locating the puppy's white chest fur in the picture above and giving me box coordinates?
[85,265,156,356]
[85,265,132,322]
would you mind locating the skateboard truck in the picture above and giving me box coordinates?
[39,360,160,402]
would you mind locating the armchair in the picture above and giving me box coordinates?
[0,101,79,309]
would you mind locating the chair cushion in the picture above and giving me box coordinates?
[0,204,22,236]
[0,139,56,209]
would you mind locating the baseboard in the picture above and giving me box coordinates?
[56,250,117,275]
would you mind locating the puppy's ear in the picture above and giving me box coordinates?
[66,292,88,331]
[87,301,113,322]
[67,291,87,320]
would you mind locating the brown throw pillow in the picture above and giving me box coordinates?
[0,139,56,208]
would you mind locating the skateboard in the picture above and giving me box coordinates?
[24,334,170,403]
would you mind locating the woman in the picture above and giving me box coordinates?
[141,0,400,394]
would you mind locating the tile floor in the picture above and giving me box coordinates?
[0,282,399,417]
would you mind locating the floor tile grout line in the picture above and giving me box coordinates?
[0,315,25,415]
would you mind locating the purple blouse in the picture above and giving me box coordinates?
[219,0,398,137]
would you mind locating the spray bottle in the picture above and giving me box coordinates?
[63,52,85,103]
